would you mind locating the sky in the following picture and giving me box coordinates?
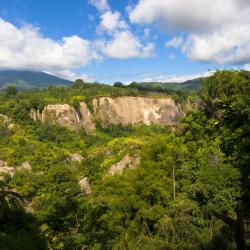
[0,0,250,84]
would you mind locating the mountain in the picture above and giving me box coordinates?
[137,78,201,91]
[0,70,72,90]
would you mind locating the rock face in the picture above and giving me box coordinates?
[0,114,15,132]
[108,154,140,176]
[0,114,12,125]
[42,104,81,131]
[0,160,15,177]
[31,103,95,133]
[68,153,84,163]
[79,102,95,133]
[30,96,185,132]
[93,97,184,126]
[79,177,92,195]
[0,160,31,179]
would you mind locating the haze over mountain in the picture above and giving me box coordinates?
[0,70,72,90]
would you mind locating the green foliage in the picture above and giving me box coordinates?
[4,86,18,97]
[0,70,249,249]
[113,82,124,88]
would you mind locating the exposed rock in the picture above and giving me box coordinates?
[30,96,185,132]
[0,161,32,179]
[79,177,92,195]
[93,96,184,126]
[0,114,11,125]
[30,109,42,121]
[79,102,95,133]
[68,153,84,163]
[42,104,81,131]
[30,103,95,132]
[0,114,15,132]
[0,160,15,176]
[17,161,32,171]
[108,154,140,176]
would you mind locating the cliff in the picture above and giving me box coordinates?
[30,103,95,133]
[30,96,185,132]
[93,96,184,126]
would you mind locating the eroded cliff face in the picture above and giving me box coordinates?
[30,103,95,132]
[93,96,184,126]
[30,96,185,132]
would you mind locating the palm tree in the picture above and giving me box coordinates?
[0,179,25,221]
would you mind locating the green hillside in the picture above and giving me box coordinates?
[0,71,249,249]
[136,78,201,91]
[0,70,72,90]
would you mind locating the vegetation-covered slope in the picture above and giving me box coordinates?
[0,70,72,90]
[136,78,201,91]
[0,71,249,250]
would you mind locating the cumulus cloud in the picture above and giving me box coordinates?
[0,18,98,73]
[100,30,154,59]
[98,11,127,33]
[0,17,155,81]
[129,0,250,65]
[96,9,155,59]
[182,23,250,64]
[88,0,110,12]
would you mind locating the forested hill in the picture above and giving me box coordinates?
[0,70,72,90]
[0,70,249,249]
[135,78,201,91]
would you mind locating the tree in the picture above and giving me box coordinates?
[199,70,250,250]
[0,180,24,221]
[128,81,138,88]
[5,86,18,96]
[113,82,124,88]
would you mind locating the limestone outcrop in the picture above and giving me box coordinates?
[30,96,185,132]
[30,103,95,132]
[0,114,15,132]
[0,160,32,180]
[68,153,84,163]
[108,154,140,176]
[93,96,184,126]
[0,160,15,177]
[79,177,92,195]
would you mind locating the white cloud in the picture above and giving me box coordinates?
[47,69,95,82]
[89,0,110,12]
[0,17,155,80]
[129,0,242,32]
[244,64,250,71]
[129,0,250,65]
[142,71,214,83]
[182,23,250,64]
[100,30,154,59]
[0,18,99,73]
[165,36,183,48]
[99,11,127,33]
[96,9,155,59]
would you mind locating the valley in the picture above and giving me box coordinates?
[0,70,249,249]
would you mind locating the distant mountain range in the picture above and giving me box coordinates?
[0,70,72,90]
[0,70,202,92]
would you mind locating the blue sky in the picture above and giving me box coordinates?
[0,0,249,83]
